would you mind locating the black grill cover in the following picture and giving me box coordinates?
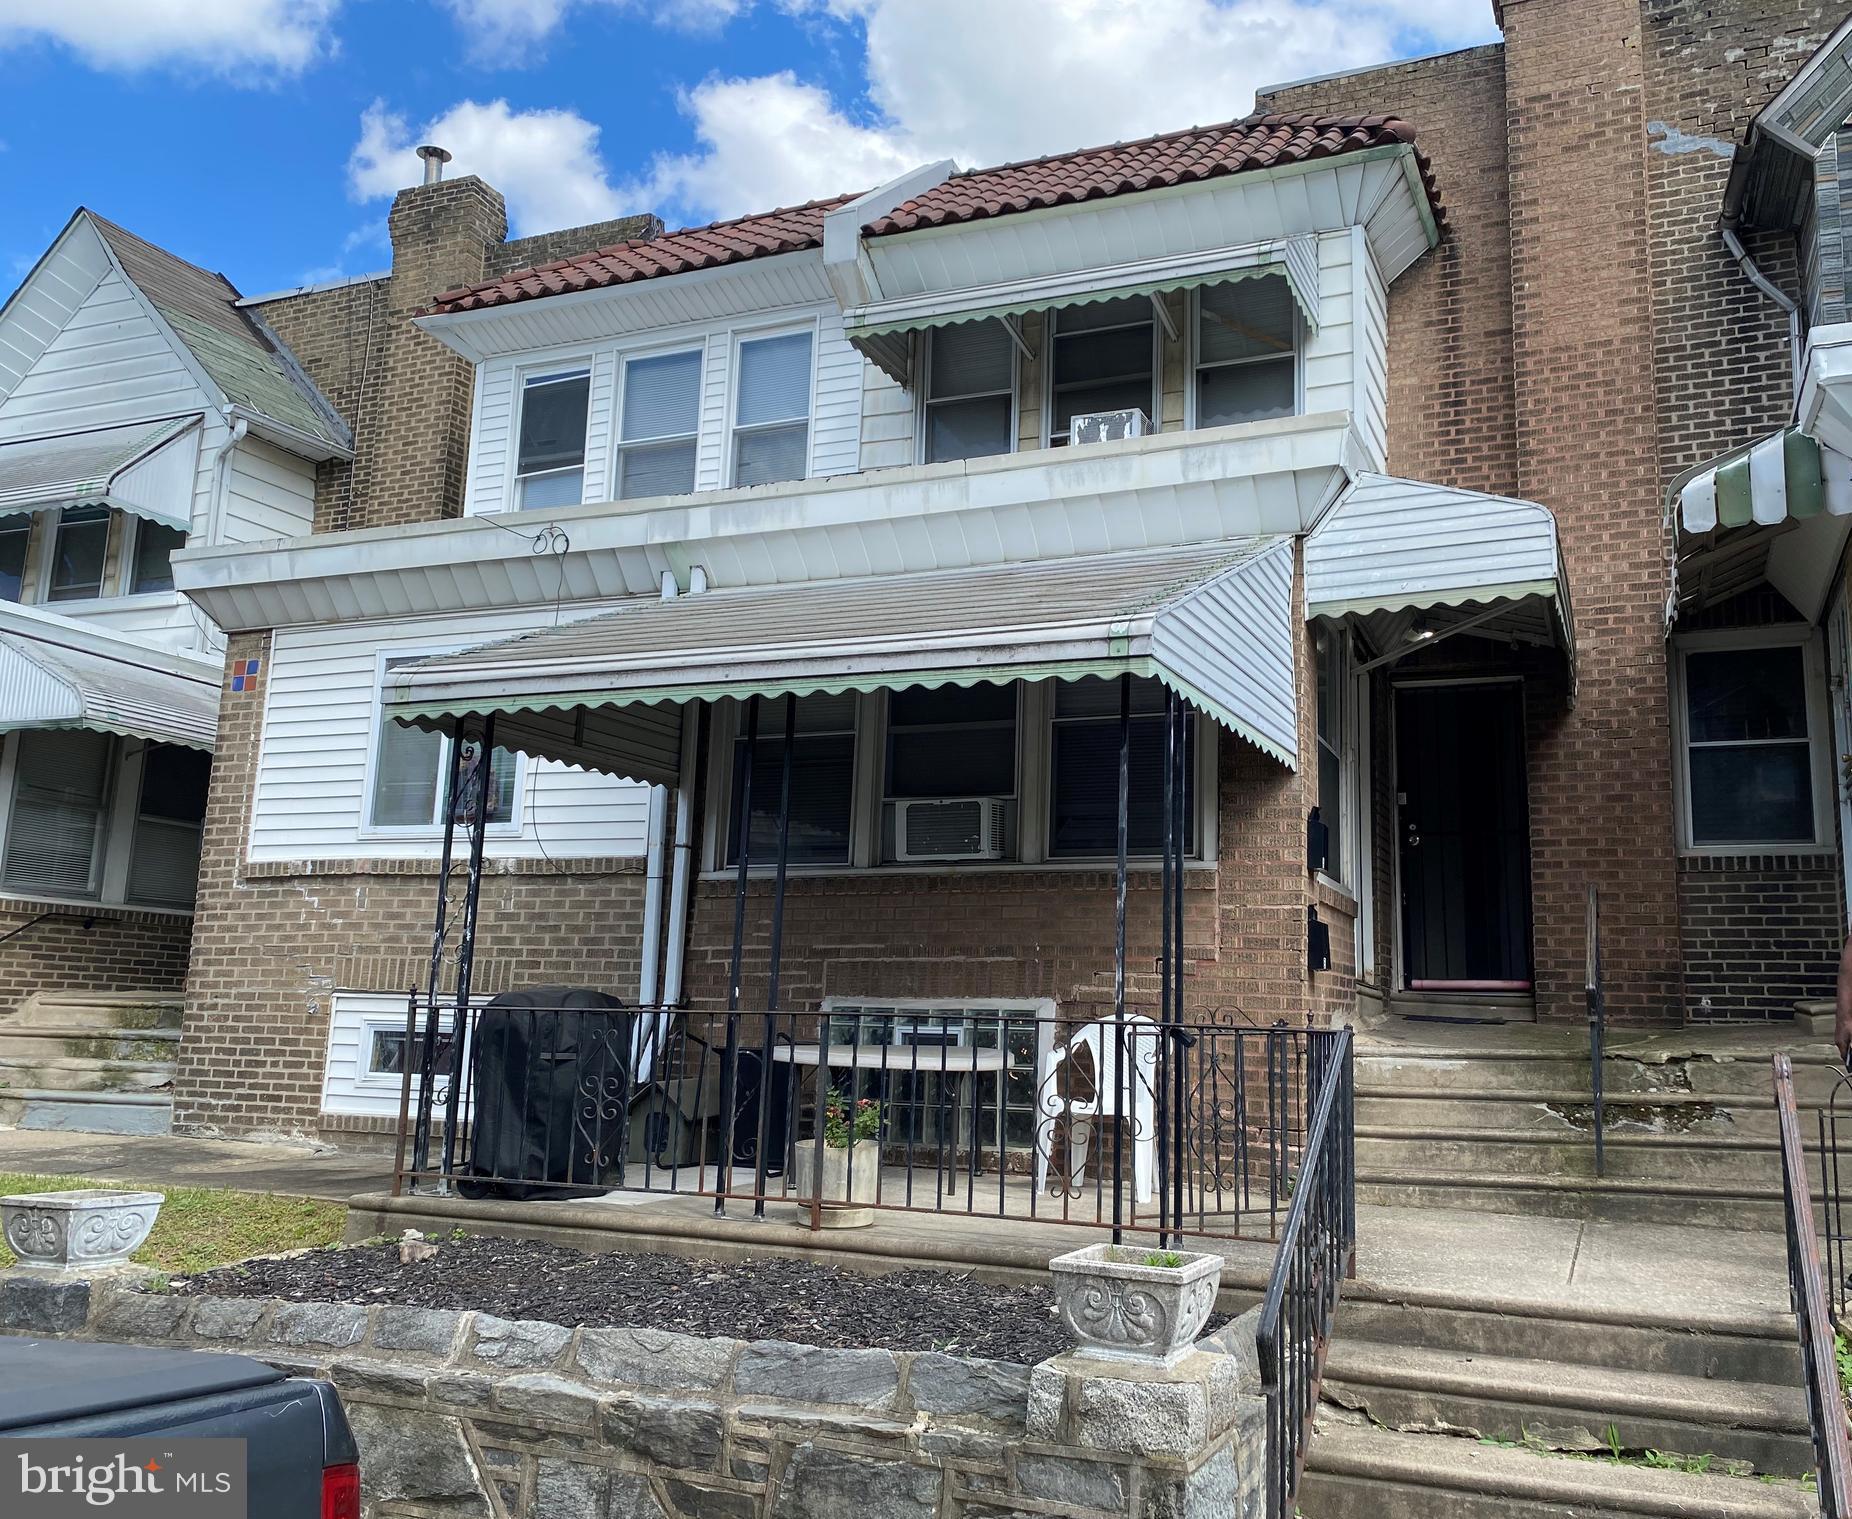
[458,986,631,1201]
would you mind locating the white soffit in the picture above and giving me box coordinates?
[0,416,201,530]
[176,412,1367,634]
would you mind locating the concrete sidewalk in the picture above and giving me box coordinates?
[0,1126,393,1202]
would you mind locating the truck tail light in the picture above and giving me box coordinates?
[321,1462,360,1519]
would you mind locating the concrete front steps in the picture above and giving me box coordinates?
[1302,1259,1814,1516]
[1303,1420,1815,1519]
[1353,1026,1843,1229]
[0,991,180,1136]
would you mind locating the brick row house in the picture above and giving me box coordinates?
[0,0,1843,1153]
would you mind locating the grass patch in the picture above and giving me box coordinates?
[0,1173,344,1275]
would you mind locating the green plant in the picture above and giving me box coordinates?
[1142,1251,1185,1268]
[822,1092,882,1149]
[1604,1423,1623,1461]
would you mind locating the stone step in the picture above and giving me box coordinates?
[1356,1170,1786,1230]
[1357,1040,1844,1102]
[0,1089,172,1135]
[11,991,184,1032]
[1301,1421,1816,1519]
[0,1024,181,1063]
[1321,1340,1813,1477]
[0,1053,173,1094]
[1356,1088,1792,1139]
[1335,1297,1801,1386]
[1353,1128,1801,1189]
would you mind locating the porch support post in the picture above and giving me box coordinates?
[718,696,759,1215]
[1113,671,1130,1245]
[1170,695,1187,1239]
[440,716,495,1191]
[410,732,467,1185]
[754,694,797,1218]
[1158,684,1176,1247]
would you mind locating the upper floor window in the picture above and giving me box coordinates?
[725,692,855,865]
[515,368,590,510]
[1195,274,1297,427]
[47,506,109,601]
[127,518,186,596]
[922,321,1014,464]
[882,683,1019,861]
[0,518,27,603]
[127,743,210,909]
[3,728,112,898]
[617,349,702,500]
[733,330,813,487]
[1675,631,1831,851]
[1048,676,1194,858]
[1049,298,1156,445]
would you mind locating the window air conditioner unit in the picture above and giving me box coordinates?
[894,797,1008,862]
[1070,408,1151,445]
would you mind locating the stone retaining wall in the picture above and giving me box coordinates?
[0,1273,1265,1519]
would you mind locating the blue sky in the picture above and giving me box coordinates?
[0,0,1498,300]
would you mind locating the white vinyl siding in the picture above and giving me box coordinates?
[252,608,653,863]
[221,435,316,542]
[320,989,482,1120]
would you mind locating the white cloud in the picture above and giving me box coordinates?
[0,0,338,76]
[439,0,748,64]
[349,99,626,236]
[632,0,1498,223]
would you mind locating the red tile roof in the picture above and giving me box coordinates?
[426,113,1437,317]
[866,114,1437,235]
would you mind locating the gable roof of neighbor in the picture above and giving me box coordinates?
[428,112,1439,317]
[81,214,352,454]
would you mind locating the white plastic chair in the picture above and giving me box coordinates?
[1035,1014,1160,1202]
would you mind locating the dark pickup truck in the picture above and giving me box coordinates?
[0,1338,359,1516]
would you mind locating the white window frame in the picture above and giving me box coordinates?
[39,503,114,604]
[359,647,527,841]
[700,681,1218,877]
[512,362,594,512]
[1183,277,1304,432]
[1040,301,1162,448]
[321,989,485,1118]
[0,514,33,605]
[1312,622,1356,892]
[613,341,704,501]
[724,319,819,489]
[119,514,186,598]
[914,323,1020,467]
[1671,626,1835,856]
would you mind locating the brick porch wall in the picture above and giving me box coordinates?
[0,900,190,1014]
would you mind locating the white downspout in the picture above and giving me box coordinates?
[636,784,668,1005]
[192,414,248,650]
[661,704,700,1006]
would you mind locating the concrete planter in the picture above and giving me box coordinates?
[2,1189,164,1272]
[1049,1242,1223,1365]
[792,1141,880,1206]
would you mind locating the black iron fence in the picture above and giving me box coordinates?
[1774,1051,1852,1517]
[392,989,1342,1244]
[1256,1026,1356,1519]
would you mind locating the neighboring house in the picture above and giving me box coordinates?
[165,0,1843,1151]
[0,213,350,1128]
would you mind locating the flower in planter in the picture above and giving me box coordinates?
[822,1092,883,1149]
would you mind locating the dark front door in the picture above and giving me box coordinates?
[1397,681,1533,991]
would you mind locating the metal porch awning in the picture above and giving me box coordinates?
[0,416,201,531]
[1671,428,1852,622]
[385,536,1299,784]
[0,609,219,750]
[1304,473,1575,666]
[843,237,1320,385]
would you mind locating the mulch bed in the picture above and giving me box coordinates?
[170,1235,1102,1364]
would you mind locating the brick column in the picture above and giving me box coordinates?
[1499,0,1680,1021]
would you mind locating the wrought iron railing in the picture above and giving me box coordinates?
[391,989,1336,1245]
[1255,1026,1356,1519]
[1774,1051,1852,1516]
[1586,883,1606,1178]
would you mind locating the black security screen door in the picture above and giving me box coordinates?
[1397,681,1533,991]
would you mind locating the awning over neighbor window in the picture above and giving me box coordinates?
[842,237,1320,385]
[384,536,1299,785]
[0,416,200,532]
[0,607,219,750]
[1676,427,1852,533]
[1671,428,1852,623]
[1304,472,1575,662]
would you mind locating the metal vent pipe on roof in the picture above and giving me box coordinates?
[416,145,453,186]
